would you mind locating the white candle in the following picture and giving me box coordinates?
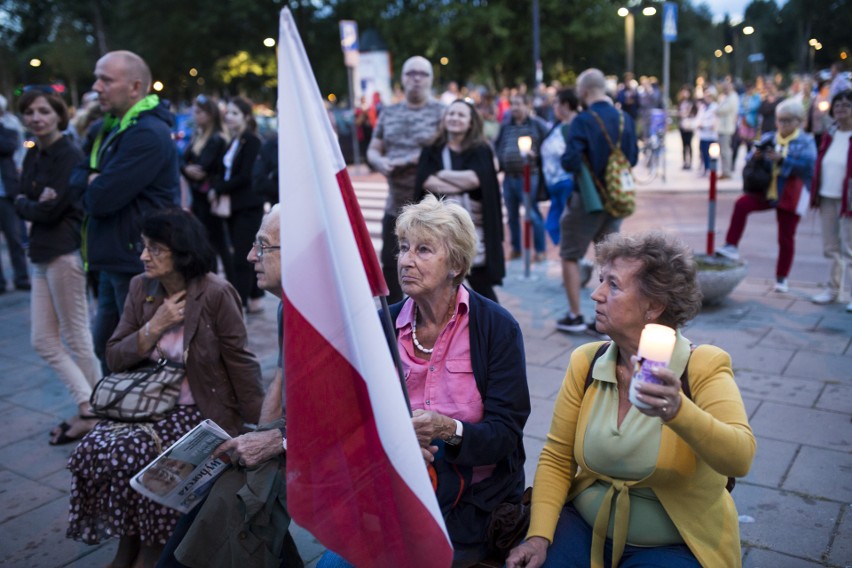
[637,324,676,364]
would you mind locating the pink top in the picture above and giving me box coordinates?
[150,324,195,406]
[397,287,494,482]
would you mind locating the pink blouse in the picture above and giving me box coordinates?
[151,324,195,406]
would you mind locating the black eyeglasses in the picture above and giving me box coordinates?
[135,241,169,257]
[252,241,280,258]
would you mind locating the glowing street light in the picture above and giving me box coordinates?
[617,7,629,17]
[29,58,42,67]
[263,37,276,48]
[189,68,198,77]
[743,26,755,35]
[809,38,818,46]
[153,81,164,92]
[815,42,823,50]
[714,49,723,58]
[642,6,656,16]
[618,6,655,74]
[440,57,449,66]
[724,45,733,54]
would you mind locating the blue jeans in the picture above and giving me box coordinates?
[503,173,545,254]
[699,140,714,174]
[92,270,133,374]
[542,503,700,567]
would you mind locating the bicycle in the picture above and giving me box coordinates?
[635,132,663,184]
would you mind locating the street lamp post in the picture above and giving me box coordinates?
[618,6,654,76]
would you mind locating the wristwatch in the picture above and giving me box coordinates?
[446,419,463,446]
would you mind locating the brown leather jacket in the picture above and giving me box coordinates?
[106,273,264,435]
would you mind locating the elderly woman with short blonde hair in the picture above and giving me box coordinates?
[319,194,530,567]
[716,99,818,292]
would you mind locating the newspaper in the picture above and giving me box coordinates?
[130,419,232,513]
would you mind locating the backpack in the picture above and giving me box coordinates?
[584,342,736,493]
[588,110,636,218]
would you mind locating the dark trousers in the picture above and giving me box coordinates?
[679,129,693,167]
[0,196,29,289]
[725,193,801,279]
[227,206,265,306]
[381,213,403,304]
[93,270,133,374]
[192,193,235,284]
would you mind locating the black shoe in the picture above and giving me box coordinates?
[15,281,31,291]
[556,314,586,333]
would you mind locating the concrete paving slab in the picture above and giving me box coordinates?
[0,469,64,524]
[735,485,840,563]
[736,371,824,407]
[0,496,106,568]
[816,382,852,414]
[743,547,826,568]
[742,437,799,488]
[759,328,852,355]
[1,437,75,481]
[0,406,62,449]
[62,542,117,568]
[783,446,852,503]
[4,376,81,416]
[0,364,53,397]
[526,364,566,400]
[785,351,852,383]
[526,396,557,444]
[749,402,851,450]
[40,468,72,495]
[742,396,762,419]
[718,343,794,375]
[523,435,546,484]
[827,505,852,567]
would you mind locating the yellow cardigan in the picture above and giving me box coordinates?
[528,341,756,568]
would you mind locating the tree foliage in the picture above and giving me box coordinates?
[0,0,846,108]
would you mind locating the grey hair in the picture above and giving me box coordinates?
[775,99,805,120]
[577,68,607,94]
[395,194,478,287]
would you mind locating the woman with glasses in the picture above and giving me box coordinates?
[14,90,102,445]
[716,99,818,292]
[67,207,264,568]
[810,90,852,309]
[208,96,264,313]
[414,99,505,302]
[181,95,232,285]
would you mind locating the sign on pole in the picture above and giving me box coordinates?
[663,3,677,43]
[339,20,359,68]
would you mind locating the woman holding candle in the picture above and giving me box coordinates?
[507,231,755,568]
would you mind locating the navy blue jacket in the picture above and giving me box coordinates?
[0,123,20,197]
[79,99,179,273]
[389,288,530,546]
[562,100,639,182]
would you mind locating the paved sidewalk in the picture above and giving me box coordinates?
[1,152,850,566]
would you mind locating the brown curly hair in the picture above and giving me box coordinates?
[595,231,703,328]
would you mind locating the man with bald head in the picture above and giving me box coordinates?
[367,55,443,302]
[74,50,179,371]
[557,68,637,335]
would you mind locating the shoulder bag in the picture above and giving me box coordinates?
[90,343,186,422]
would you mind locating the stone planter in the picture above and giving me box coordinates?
[694,254,748,306]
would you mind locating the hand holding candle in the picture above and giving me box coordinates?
[629,324,676,410]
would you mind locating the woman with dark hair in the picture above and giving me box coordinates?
[810,89,852,309]
[67,207,264,568]
[414,99,505,302]
[14,90,101,445]
[181,94,231,283]
[676,86,697,170]
[508,232,754,568]
[208,96,264,313]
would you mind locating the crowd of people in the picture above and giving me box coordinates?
[0,45,849,568]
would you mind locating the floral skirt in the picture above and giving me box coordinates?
[66,405,203,546]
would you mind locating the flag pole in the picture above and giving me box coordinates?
[378,295,413,416]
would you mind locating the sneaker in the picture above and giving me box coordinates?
[811,290,838,305]
[774,278,789,293]
[556,314,586,333]
[716,244,740,261]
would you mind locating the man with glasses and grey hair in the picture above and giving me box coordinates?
[367,55,444,302]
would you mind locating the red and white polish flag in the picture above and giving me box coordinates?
[277,8,452,568]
